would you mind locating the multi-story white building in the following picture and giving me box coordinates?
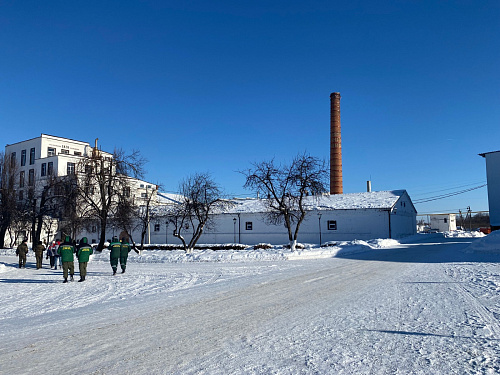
[4,134,159,245]
[6,134,107,185]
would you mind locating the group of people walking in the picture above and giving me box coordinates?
[15,236,132,282]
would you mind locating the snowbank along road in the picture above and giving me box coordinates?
[0,235,499,374]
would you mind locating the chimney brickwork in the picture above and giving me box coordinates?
[330,92,343,194]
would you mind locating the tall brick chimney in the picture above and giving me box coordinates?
[330,92,343,194]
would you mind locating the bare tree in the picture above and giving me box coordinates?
[0,152,19,248]
[242,153,328,251]
[76,148,146,251]
[113,181,162,252]
[168,173,226,252]
[136,184,161,250]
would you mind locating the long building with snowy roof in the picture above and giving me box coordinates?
[148,190,417,246]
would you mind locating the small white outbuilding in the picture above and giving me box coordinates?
[429,214,457,232]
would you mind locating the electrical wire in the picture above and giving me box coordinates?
[410,181,486,197]
[413,184,487,204]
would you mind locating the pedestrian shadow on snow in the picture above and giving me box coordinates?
[0,278,60,284]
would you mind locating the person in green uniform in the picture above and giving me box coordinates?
[58,236,75,283]
[120,237,131,274]
[76,237,93,282]
[109,236,121,275]
[16,239,29,268]
[34,240,45,269]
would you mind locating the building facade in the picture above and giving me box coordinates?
[146,190,417,246]
[3,134,157,246]
[480,150,500,230]
[429,214,457,232]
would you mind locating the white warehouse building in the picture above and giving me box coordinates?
[148,190,417,246]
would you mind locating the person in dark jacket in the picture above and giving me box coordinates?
[46,241,57,269]
[58,236,75,283]
[53,239,61,269]
[120,238,131,274]
[76,237,93,282]
[34,240,45,269]
[109,237,121,275]
[16,239,29,268]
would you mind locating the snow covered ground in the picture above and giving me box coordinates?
[1,231,499,374]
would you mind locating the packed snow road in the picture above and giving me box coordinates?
[0,235,499,374]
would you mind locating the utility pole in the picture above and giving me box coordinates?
[467,206,472,231]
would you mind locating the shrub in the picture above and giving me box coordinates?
[253,243,273,250]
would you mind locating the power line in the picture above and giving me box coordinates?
[410,180,486,197]
[413,184,487,204]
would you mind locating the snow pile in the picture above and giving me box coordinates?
[0,237,405,264]
[463,230,500,253]
[289,238,401,260]
[0,263,11,274]
[444,230,486,238]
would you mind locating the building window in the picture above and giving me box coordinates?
[91,225,97,233]
[67,162,75,175]
[245,222,253,230]
[154,223,160,232]
[141,193,147,198]
[327,220,337,230]
[19,171,25,187]
[47,147,56,157]
[74,151,82,156]
[28,169,35,186]
[41,163,47,177]
[444,218,448,223]
[29,148,35,165]
[19,190,23,201]
[21,150,26,166]
[123,187,131,198]
[140,184,144,188]
[10,152,16,166]
[60,149,69,155]
[47,162,53,176]
[84,185,94,195]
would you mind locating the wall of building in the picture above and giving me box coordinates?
[430,214,457,232]
[484,152,500,228]
[143,203,416,247]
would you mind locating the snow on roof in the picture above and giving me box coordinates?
[221,190,408,214]
[156,192,184,205]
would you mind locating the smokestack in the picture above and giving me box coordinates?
[330,92,343,194]
[367,180,372,193]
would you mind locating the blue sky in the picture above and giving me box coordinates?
[1,1,499,216]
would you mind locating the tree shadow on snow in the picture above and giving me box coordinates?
[365,329,500,342]
[335,237,500,264]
